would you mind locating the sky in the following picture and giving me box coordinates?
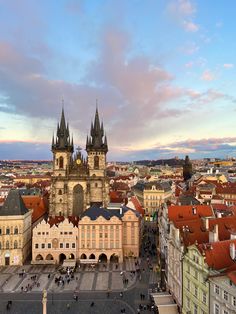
[0,0,236,161]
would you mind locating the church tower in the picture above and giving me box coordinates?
[50,108,74,216]
[86,108,109,207]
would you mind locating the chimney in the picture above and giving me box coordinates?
[119,207,123,215]
[209,224,219,243]
[192,207,197,215]
[230,243,236,260]
[230,231,236,240]
[205,218,209,231]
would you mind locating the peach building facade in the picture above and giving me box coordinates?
[31,206,141,264]
[32,217,78,264]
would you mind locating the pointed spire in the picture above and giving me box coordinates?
[52,133,55,148]
[86,103,108,153]
[52,103,73,153]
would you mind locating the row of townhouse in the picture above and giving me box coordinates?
[159,204,236,314]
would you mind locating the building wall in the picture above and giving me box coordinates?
[32,218,78,264]
[182,245,209,314]
[210,275,236,314]
[167,224,183,309]
[0,212,32,266]
[78,215,123,262]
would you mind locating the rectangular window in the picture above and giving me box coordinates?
[41,243,45,249]
[99,241,103,249]
[215,284,219,295]
[66,243,69,248]
[214,303,220,314]
[35,243,38,249]
[223,310,229,314]
[194,269,198,279]
[223,290,229,301]
[60,243,63,248]
[69,232,72,235]
[48,243,51,249]
[0,229,1,235]
[233,296,236,306]
[38,232,41,235]
[187,280,190,290]
[64,232,68,235]
[72,243,75,248]
[99,233,103,238]
[202,291,207,304]
[42,232,45,235]
[105,233,108,238]
[186,297,190,309]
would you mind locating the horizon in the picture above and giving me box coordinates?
[0,0,236,161]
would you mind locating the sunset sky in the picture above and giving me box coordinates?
[0,0,236,161]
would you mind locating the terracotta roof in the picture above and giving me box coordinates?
[22,195,48,224]
[168,205,214,221]
[47,215,79,227]
[130,196,145,216]
[227,270,236,285]
[198,239,236,270]
[172,215,236,247]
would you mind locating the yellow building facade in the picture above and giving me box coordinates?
[0,190,32,266]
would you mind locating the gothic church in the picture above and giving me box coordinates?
[49,107,109,217]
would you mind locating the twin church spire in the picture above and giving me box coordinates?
[51,107,74,152]
[86,107,108,153]
[52,104,108,153]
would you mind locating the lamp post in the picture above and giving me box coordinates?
[42,289,47,314]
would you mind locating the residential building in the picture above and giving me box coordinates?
[0,190,32,265]
[133,181,172,215]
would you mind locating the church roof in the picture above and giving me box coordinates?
[0,189,29,216]
[52,107,73,152]
[86,107,108,152]
[80,205,140,221]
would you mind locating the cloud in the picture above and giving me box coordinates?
[223,63,234,69]
[181,42,199,55]
[167,0,199,33]
[201,70,215,81]
[183,21,199,32]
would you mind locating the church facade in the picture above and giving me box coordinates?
[49,108,109,217]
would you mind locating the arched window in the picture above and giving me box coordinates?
[14,240,18,249]
[14,227,18,235]
[6,227,10,235]
[6,241,9,249]
[58,189,62,195]
[94,156,99,169]
[59,156,64,169]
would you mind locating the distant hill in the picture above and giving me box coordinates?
[133,158,184,167]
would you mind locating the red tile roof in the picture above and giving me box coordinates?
[130,196,145,216]
[47,215,79,227]
[22,195,48,224]
[172,215,236,247]
[168,205,214,221]
[198,239,236,270]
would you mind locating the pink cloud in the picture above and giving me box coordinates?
[167,0,199,33]
[223,63,234,69]
[183,21,199,32]
[201,70,215,81]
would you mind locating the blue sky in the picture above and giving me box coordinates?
[0,0,236,161]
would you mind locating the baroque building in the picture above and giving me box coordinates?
[0,190,32,266]
[49,107,109,217]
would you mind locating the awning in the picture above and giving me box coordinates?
[79,258,99,264]
[62,259,76,268]
[151,293,178,314]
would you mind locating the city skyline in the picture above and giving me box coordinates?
[0,0,236,161]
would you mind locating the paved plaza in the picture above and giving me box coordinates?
[0,258,146,294]
[0,223,160,313]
